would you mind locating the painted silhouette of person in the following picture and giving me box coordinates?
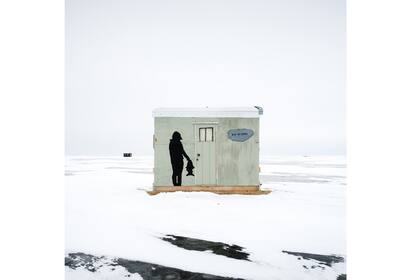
[169,131,191,186]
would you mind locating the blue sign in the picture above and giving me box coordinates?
[228,129,254,142]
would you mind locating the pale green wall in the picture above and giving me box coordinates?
[153,117,260,187]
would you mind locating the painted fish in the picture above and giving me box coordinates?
[186,160,195,176]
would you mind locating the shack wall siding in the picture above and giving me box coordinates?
[154,117,260,187]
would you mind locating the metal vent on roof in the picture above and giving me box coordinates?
[254,106,263,115]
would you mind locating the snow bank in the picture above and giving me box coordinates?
[65,155,346,280]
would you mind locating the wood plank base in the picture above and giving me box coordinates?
[148,185,271,195]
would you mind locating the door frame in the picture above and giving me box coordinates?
[193,122,218,185]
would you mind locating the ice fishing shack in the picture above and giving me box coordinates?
[150,107,268,195]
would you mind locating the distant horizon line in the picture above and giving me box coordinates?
[65,153,347,157]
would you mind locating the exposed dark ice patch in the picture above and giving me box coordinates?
[65,252,106,272]
[117,258,243,280]
[65,252,244,280]
[337,274,346,280]
[282,250,344,267]
[161,235,250,261]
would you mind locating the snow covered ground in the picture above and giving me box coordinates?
[65,155,346,280]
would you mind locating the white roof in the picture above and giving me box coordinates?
[153,107,263,118]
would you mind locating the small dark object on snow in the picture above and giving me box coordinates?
[186,160,195,176]
[123,153,132,157]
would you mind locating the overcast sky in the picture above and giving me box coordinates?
[66,0,345,156]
